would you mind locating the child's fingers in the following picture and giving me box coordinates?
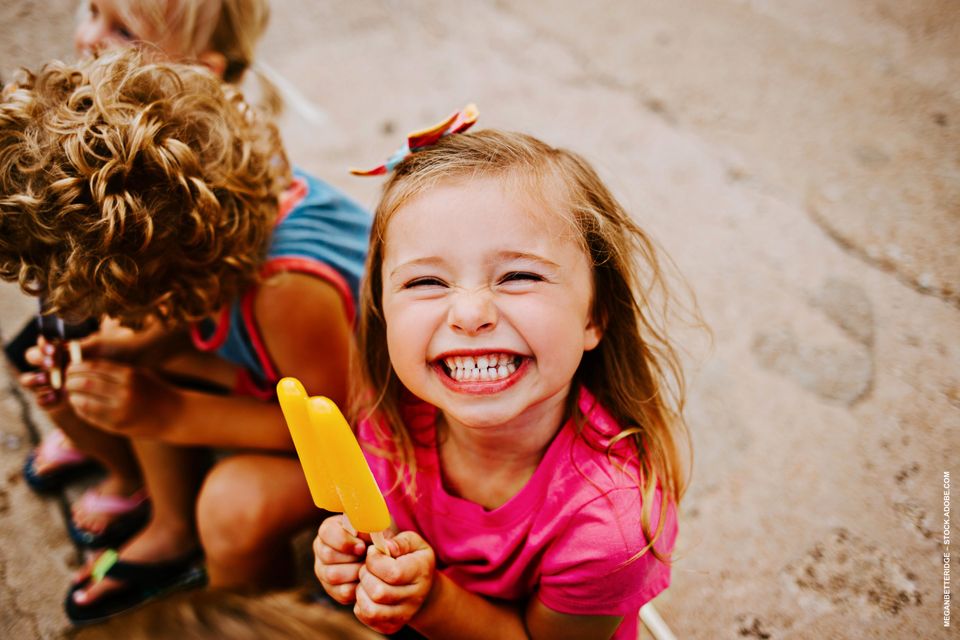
[324,581,358,605]
[315,559,362,605]
[379,530,429,557]
[20,371,49,390]
[24,344,44,367]
[318,516,367,556]
[356,564,423,605]
[316,559,362,586]
[313,537,365,565]
[18,372,59,406]
[26,340,60,370]
[353,585,409,635]
[65,360,131,386]
[364,531,434,585]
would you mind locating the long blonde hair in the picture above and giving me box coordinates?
[355,129,693,559]
[80,0,270,83]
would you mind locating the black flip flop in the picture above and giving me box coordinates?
[65,548,207,625]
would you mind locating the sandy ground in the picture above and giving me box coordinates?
[1,1,958,638]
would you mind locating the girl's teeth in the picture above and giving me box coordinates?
[441,354,520,382]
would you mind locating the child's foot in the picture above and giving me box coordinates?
[68,480,149,549]
[67,523,203,621]
[22,429,100,493]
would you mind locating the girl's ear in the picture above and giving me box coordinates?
[583,315,603,352]
[197,51,227,79]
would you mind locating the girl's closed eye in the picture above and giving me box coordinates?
[499,271,544,285]
[403,276,448,289]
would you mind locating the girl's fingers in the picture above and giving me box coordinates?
[364,532,433,585]
[315,539,365,565]
[353,585,408,634]
[357,564,420,605]
[324,581,358,605]
[317,560,362,586]
[319,516,367,556]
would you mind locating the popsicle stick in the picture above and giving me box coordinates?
[49,366,62,390]
[370,531,391,558]
[342,516,391,558]
[68,340,82,364]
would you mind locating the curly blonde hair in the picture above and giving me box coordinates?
[0,48,288,327]
[356,129,696,562]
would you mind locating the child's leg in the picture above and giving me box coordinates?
[70,439,209,604]
[127,439,208,555]
[197,454,318,589]
[50,407,144,533]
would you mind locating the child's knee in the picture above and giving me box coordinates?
[197,459,275,557]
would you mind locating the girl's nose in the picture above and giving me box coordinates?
[447,289,498,336]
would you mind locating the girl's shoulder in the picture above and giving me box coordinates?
[564,387,644,488]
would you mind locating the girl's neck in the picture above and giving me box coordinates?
[435,389,571,509]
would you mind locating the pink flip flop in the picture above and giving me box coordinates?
[67,488,151,549]
[23,429,100,493]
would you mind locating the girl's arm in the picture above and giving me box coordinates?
[64,273,352,450]
[359,532,624,640]
[412,572,623,640]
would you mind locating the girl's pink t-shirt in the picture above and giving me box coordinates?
[358,387,677,640]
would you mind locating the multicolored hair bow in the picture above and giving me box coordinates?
[350,104,478,176]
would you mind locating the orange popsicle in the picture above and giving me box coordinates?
[276,378,342,511]
[306,396,391,552]
[277,377,391,554]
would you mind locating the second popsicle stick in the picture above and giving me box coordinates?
[341,516,391,558]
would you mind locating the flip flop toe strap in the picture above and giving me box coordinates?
[78,489,149,516]
[36,430,89,466]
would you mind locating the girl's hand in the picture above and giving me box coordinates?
[62,360,178,436]
[313,515,368,604]
[354,531,437,635]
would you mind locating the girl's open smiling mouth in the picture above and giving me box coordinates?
[431,351,530,393]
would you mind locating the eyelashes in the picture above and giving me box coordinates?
[401,272,544,290]
[403,276,446,289]
[500,271,543,283]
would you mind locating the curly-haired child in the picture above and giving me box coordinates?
[0,48,370,623]
[312,124,691,638]
[16,0,279,514]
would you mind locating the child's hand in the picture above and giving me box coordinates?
[354,531,436,635]
[81,316,175,364]
[313,515,369,604]
[63,360,177,435]
[21,337,67,410]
